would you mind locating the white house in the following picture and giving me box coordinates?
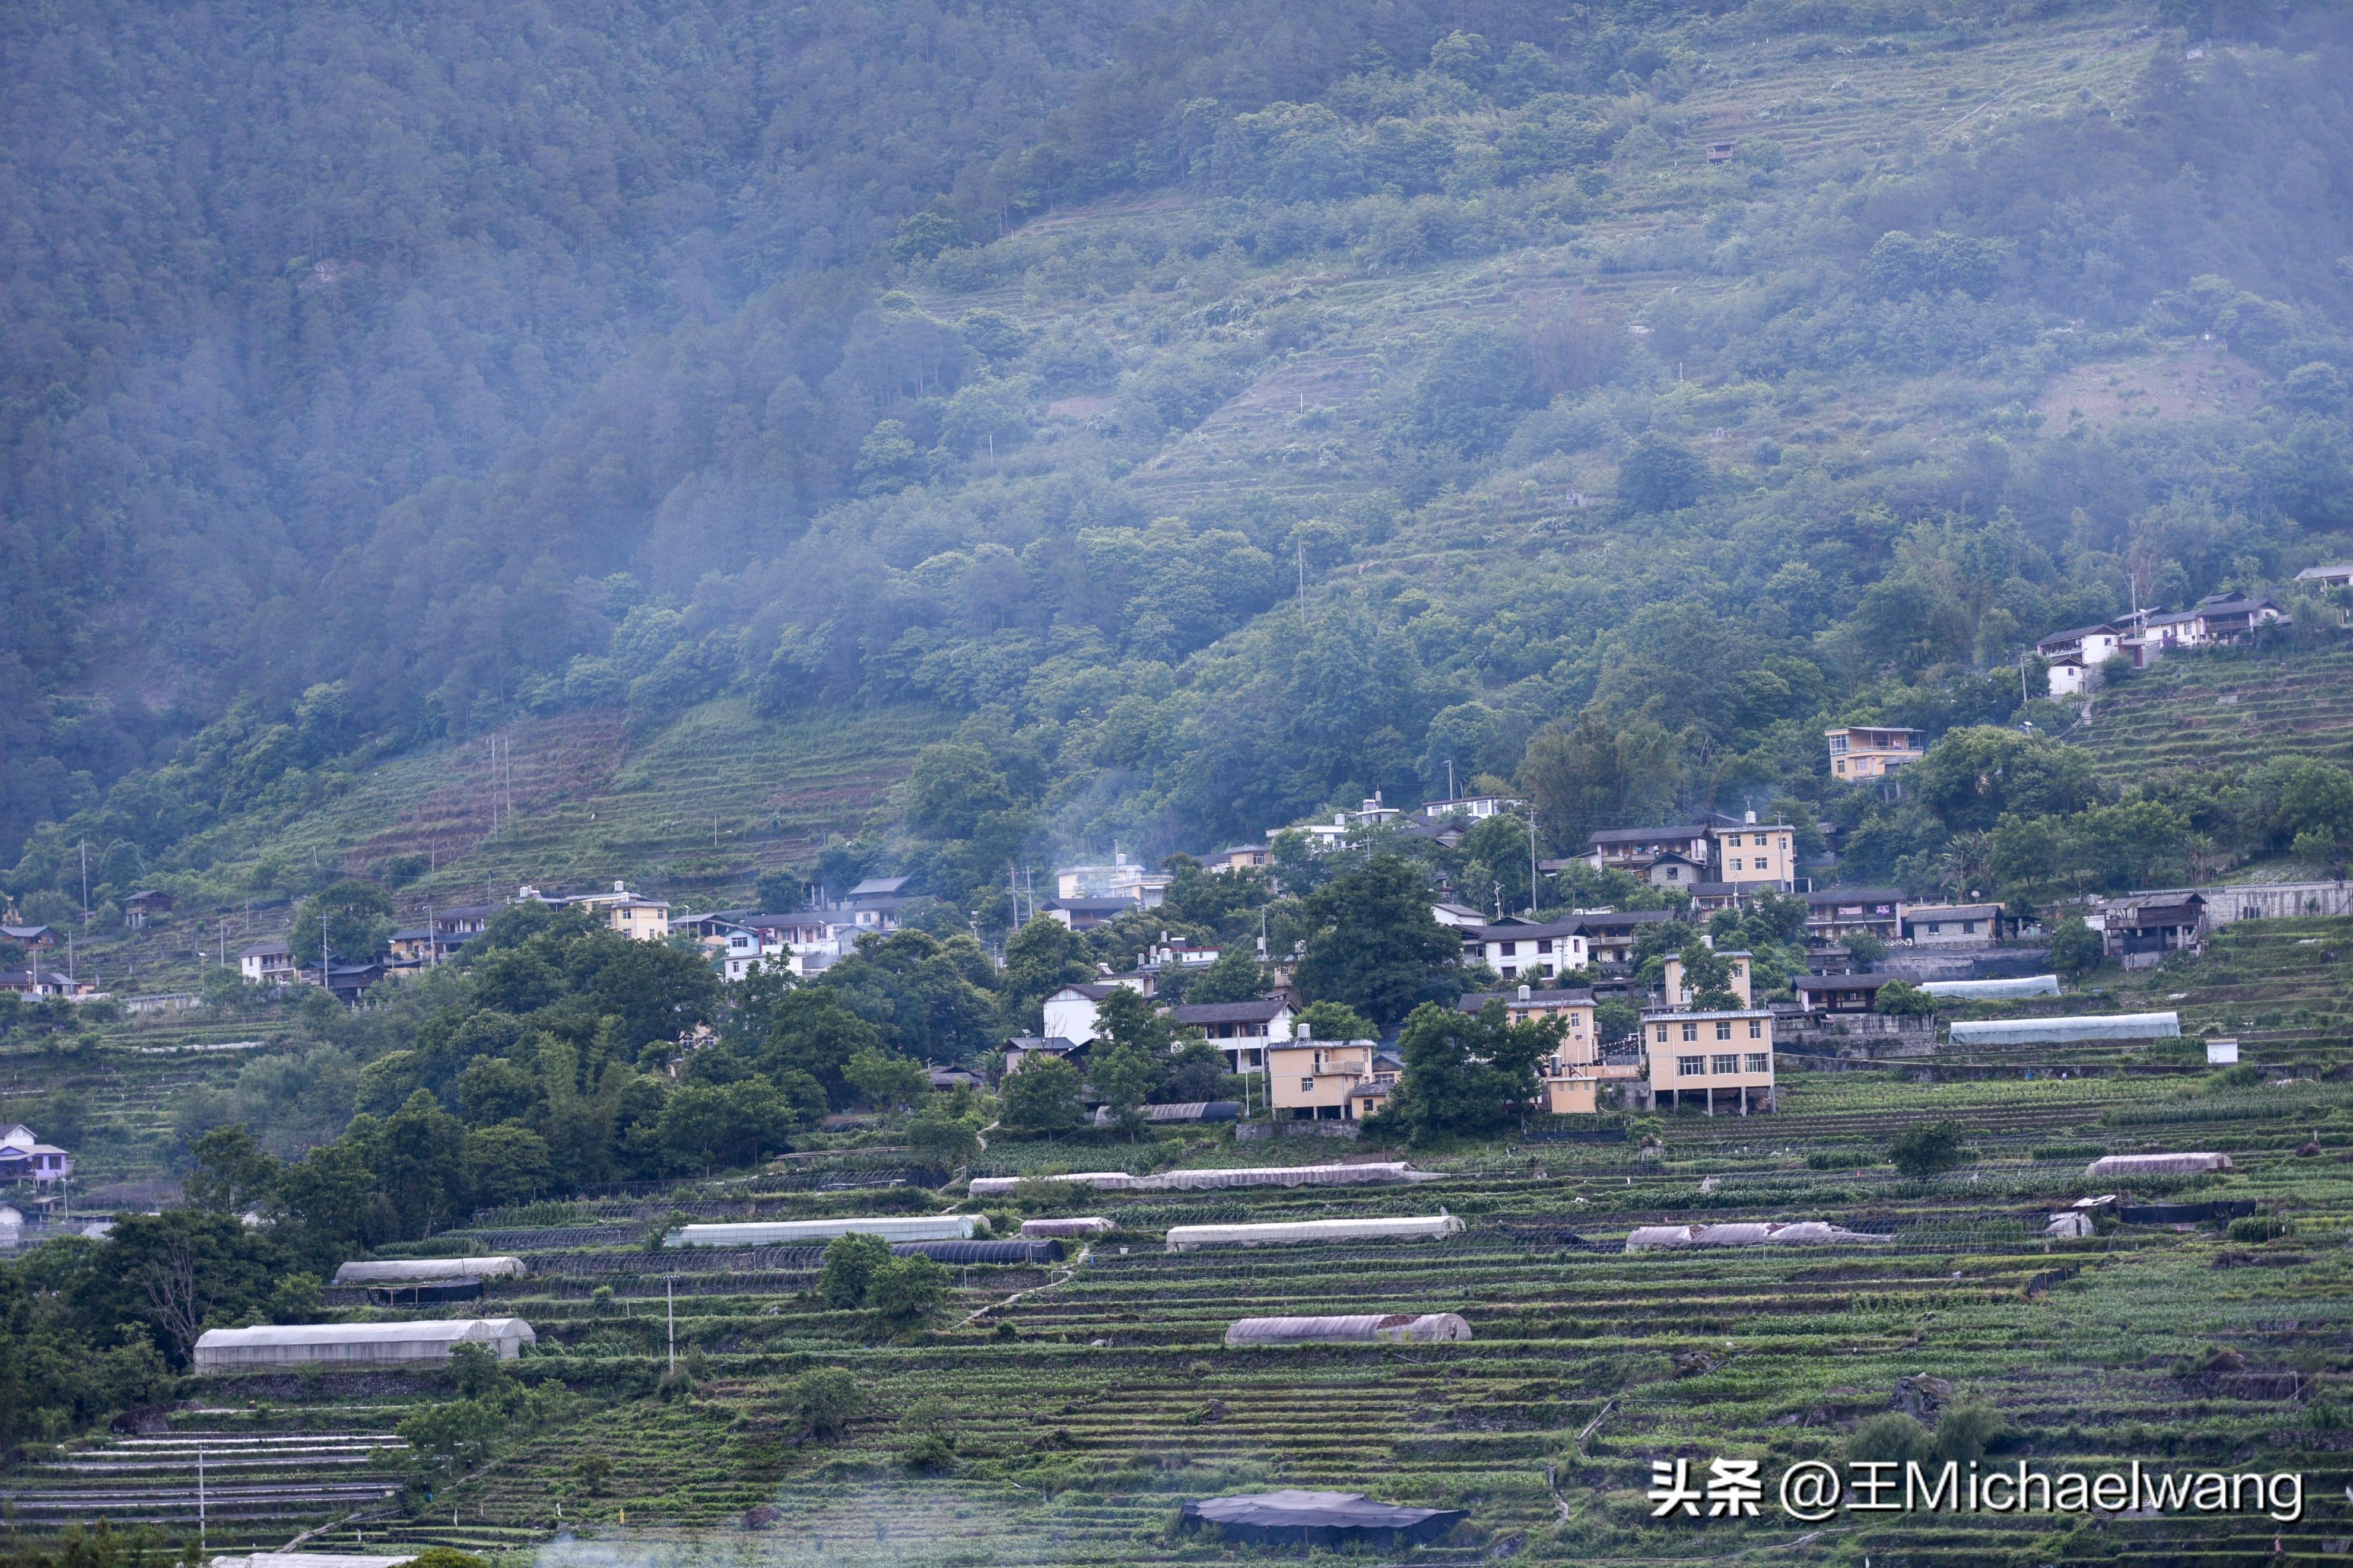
[1463,917,1588,982]
[1167,999,1294,1074]
[239,940,297,986]
[2036,622,2125,696]
[1421,794,1520,819]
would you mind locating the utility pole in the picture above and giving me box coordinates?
[1445,759,1455,801]
[198,1445,205,1555]
[80,839,88,921]
[666,1274,677,1373]
[1529,813,1541,917]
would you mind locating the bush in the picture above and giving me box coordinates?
[1873,979,1938,1017]
[408,1552,491,1568]
[1885,1120,1968,1179]
[818,1232,893,1309]
[2227,1214,2291,1243]
[785,1367,865,1439]
[868,1254,949,1330]
[2049,917,2101,975]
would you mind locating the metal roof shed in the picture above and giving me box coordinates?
[1946,1011,2179,1045]
[1625,1222,1892,1251]
[664,1216,975,1247]
[1166,1215,1463,1252]
[1225,1313,1471,1346]
[1021,1217,1116,1237]
[1920,975,2061,1000]
[332,1257,526,1284]
[1180,1491,1466,1548]
[193,1318,534,1371]
[2086,1152,2232,1179]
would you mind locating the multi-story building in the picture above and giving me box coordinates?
[1266,1033,1393,1121]
[1641,1007,1776,1114]
[1169,999,1295,1075]
[1805,888,1904,944]
[1457,984,1637,1115]
[1460,917,1588,982]
[1824,726,1924,781]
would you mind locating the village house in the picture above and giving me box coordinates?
[1461,917,1589,982]
[1002,1036,1089,1074]
[387,926,452,966]
[2297,561,2353,590]
[1045,895,1143,931]
[1,969,96,1000]
[1265,1031,1392,1121]
[2036,622,2126,696]
[1055,851,1170,908]
[1457,984,1634,1115]
[1203,844,1271,874]
[239,939,298,986]
[520,880,672,941]
[1901,902,2003,947]
[121,889,174,928]
[1824,725,1923,780]
[2101,892,2206,965]
[1660,951,1755,1010]
[1586,826,1713,877]
[1431,900,1488,928]
[1706,815,1797,892]
[1040,981,1126,1042]
[1421,793,1520,820]
[2,924,60,951]
[1169,998,1295,1074]
[0,1125,71,1187]
[1804,888,1904,944]
[1791,974,1888,1014]
[1641,1006,1777,1114]
[1565,908,1681,968]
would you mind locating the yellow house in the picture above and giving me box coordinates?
[1705,822,1796,890]
[1642,1009,1776,1114]
[1660,951,1753,1009]
[1825,725,1923,780]
[1266,1035,1388,1121]
[1459,985,1640,1115]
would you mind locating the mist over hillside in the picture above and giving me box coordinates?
[7,0,2353,925]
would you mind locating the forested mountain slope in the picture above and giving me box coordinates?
[9,0,2353,930]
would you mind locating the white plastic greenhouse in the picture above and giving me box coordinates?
[1224,1312,1472,1346]
[2085,1152,2232,1179]
[969,1162,1441,1198]
[1946,1012,2178,1045]
[1165,1214,1463,1252]
[1020,1217,1116,1238]
[663,1216,976,1247]
[1624,1221,1892,1251]
[1919,975,2061,1000]
[192,1318,535,1371]
[331,1257,526,1284]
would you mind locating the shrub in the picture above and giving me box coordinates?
[2049,917,2101,975]
[868,1254,949,1330]
[2227,1214,2291,1243]
[818,1232,893,1308]
[1873,979,1937,1017]
[1885,1120,1968,1179]
[785,1367,865,1439]
[1846,1414,1933,1466]
[408,1552,491,1568]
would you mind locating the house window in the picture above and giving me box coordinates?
[1300,1078,1314,1092]
[1536,939,1551,954]
[1499,941,1517,955]
[1711,1054,1739,1074]
[1678,1055,1706,1077]
[1748,1020,1763,1039]
[1963,921,1979,934]
[1755,856,1770,870]
[1714,1021,1732,1040]
[1731,858,1744,872]
[1656,1024,1671,1044]
[1665,867,1680,880]
[1744,1053,1768,1073]
[1681,1022,1698,1042]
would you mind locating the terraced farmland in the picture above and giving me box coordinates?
[2071,651,2353,784]
[125,1029,2353,1567]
